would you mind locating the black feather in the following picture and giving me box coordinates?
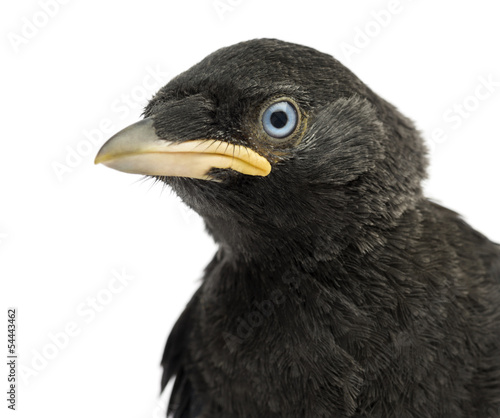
[141,39,500,417]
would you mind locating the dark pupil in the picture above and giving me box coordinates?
[270,111,288,129]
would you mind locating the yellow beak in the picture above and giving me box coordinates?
[94,118,271,180]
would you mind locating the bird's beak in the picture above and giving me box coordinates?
[94,118,271,180]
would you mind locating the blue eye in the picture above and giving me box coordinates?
[262,101,298,139]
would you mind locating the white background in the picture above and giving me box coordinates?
[1,1,499,417]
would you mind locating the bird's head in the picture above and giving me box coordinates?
[96,39,428,260]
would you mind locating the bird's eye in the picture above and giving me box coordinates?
[261,101,298,139]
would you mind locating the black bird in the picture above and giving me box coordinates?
[95,39,500,418]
